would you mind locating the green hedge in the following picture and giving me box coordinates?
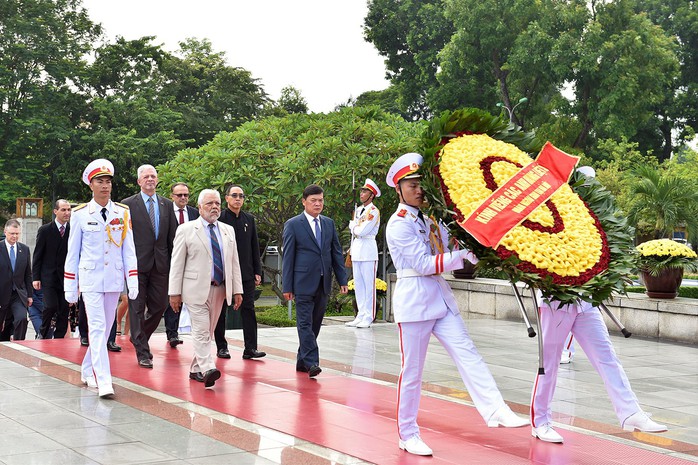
[626,286,698,299]
[256,303,356,327]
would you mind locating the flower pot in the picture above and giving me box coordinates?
[640,268,683,299]
[453,260,476,279]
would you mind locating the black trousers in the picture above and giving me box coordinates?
[215,279,257,351]
[0,290,28,341]
[39,286,70,338]
[128,269,168,361]
[163,305,180,340]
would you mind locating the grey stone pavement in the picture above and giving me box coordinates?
[0,308,696,464]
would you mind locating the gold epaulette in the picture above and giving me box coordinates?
[72,203,88,212]
[114,201,130,210]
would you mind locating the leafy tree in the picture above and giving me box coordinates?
[277,85,309,114]
[0,0,101,216]
[161,38,268,146]
[158,106,421,297]
[364,0,453,119]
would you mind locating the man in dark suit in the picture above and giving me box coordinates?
[32,199,71,338]
[0,219,33,340]
[215,184,265,360]
[282,184,348,378]
[163,182,199,347]
[122,164,178,368]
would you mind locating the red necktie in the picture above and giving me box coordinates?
[59,225,65,237]
[178,208,185,225]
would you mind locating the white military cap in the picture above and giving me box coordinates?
[386,152,423,187]
[82,158,115,185]
[361,178,381,198]
[576,165,596,178]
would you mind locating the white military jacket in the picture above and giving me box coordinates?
[349,202,380,261]
[386,203,477,323]
[64,199,138,294]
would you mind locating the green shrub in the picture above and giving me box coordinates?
[256,303,356,327]
[626,286,698,299]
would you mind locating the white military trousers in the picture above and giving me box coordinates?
[81,292,119,390]
[397,311,505,440]
[352,260,377,324]
[530,305,640,428]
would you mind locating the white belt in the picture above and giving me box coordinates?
[396,269,438,278]
[353,235,376,239]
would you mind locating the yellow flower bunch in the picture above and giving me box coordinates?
[439,134,604,278]
[347,278,388,296]
[637,239,697,258]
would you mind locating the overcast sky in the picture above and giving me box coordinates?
[81,0,390,113]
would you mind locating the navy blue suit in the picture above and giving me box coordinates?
[282,213,347,369]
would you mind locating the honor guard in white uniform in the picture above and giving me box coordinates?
[64,159,138,398]
[531,292,667,443]
[385,153,527,457]
[346,178,381,328]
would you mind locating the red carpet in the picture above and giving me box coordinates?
[16,336,695,465]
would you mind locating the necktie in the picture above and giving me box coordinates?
[178,208,185,225]
[101,207,107,222]
[360,207,365,216]
[59,225,65,237]
[314,218,322,247]
[148,197,156,234]
[9,245,16,272]
[209,224,224,285]
[417,210,426,226]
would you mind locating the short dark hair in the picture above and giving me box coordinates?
[171,182,190,193]
[4,219,21,229]
[54,199,69,210]
[225,184,243,196]
[302,184,323,200]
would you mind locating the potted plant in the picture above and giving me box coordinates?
[636,239,698,298]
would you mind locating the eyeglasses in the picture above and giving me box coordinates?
[227,193,245,199]
[173,193,189,198]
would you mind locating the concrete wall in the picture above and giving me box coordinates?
[386,274,698,344]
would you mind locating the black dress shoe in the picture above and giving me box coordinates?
[242,349,266,360]
[217,348,231,359]
[308,365,322,378]
[138,359,153,368]
[202,368,221,388]
[169,337,183,348]
[107,341,122,352]
[189,372,204,382]
[80,337,89,347]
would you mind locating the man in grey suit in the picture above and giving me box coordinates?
[122,164,178,368]
[282,184,348,378]
[0,219,33,340]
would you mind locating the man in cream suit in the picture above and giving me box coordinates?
[169,189,243,389]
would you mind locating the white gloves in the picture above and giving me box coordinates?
[348,220,356,234]
[127,277,139,300]
[65,291,78,304]
[462,250,479,265]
